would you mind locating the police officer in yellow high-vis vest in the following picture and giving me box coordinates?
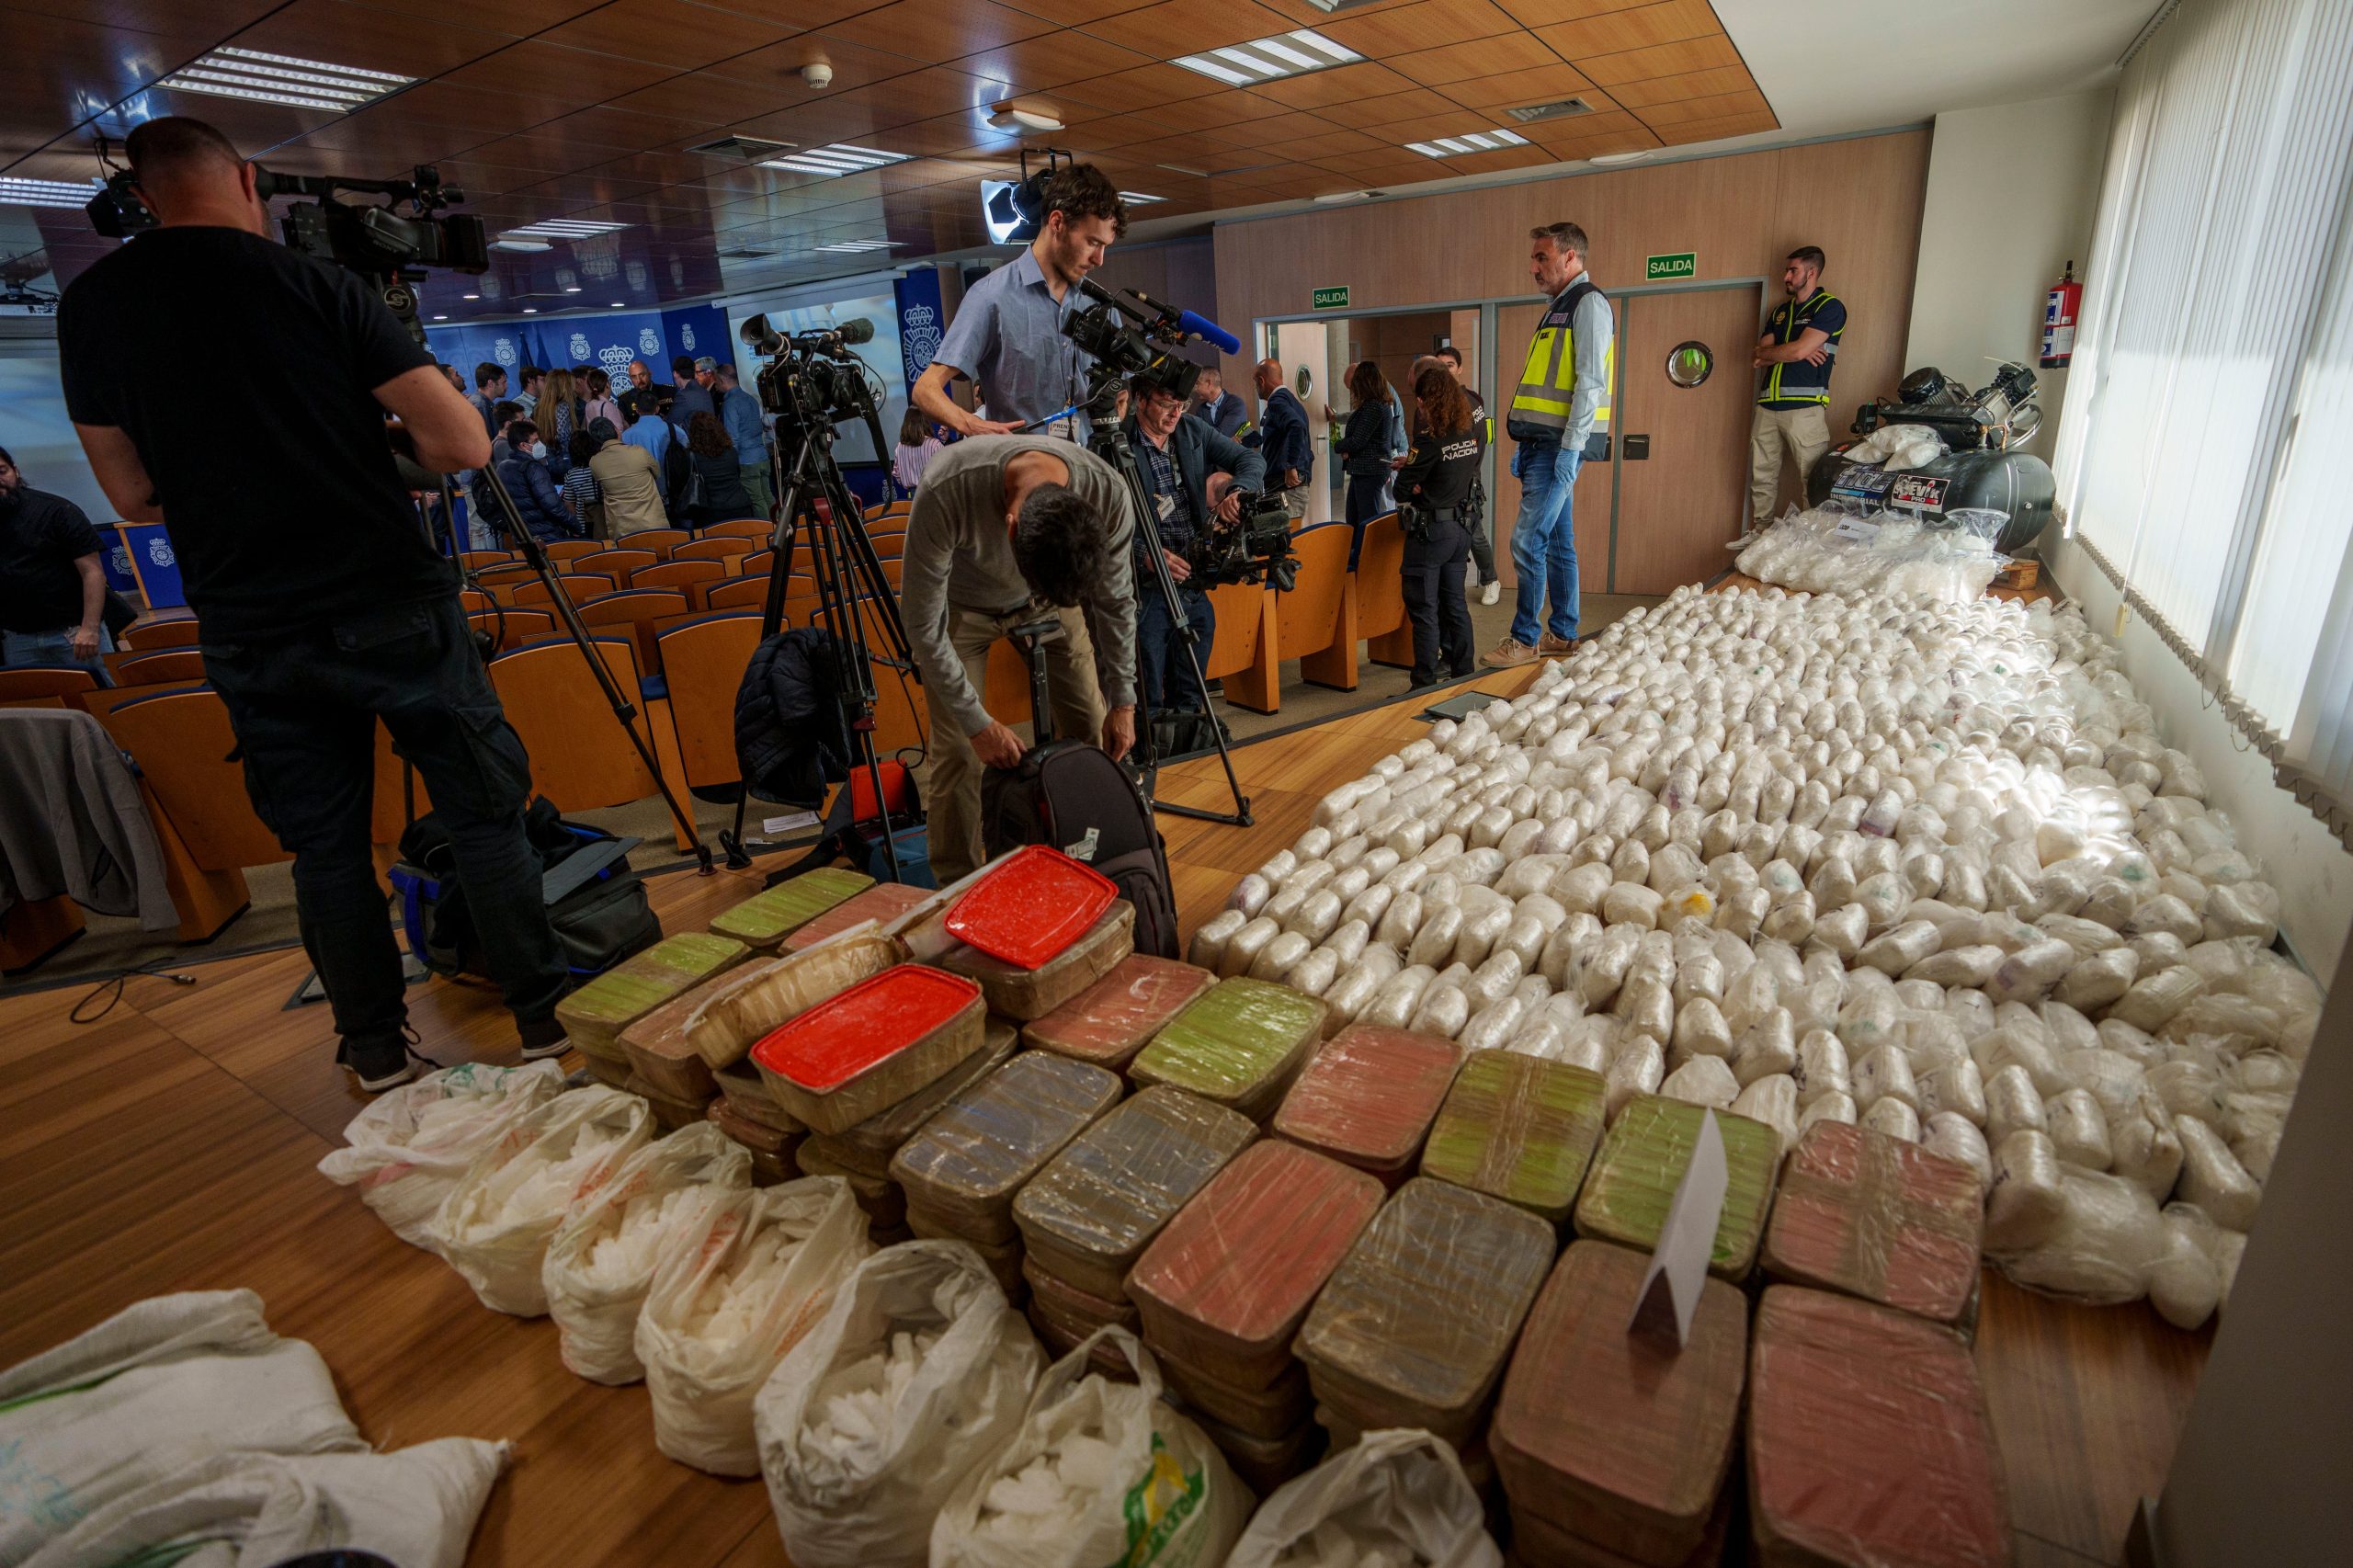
[1488,222,1614,668]
[1747,244,1847,534]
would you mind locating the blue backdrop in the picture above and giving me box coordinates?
[427,302,736,390]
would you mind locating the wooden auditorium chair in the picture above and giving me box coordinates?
[574,548,657,587]
[110,648,210,687]
[1356,513,1414,669]
[1281,521,1364,691]
[119,617,201,651]
[489,635,694,849]
[673,536,756,566]
[651,611,763,795]
[575,588,692,672]
[623,528,692,560]
[701,518,771,540]
[633,559,725,597]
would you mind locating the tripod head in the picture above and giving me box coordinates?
[739,313,892,465]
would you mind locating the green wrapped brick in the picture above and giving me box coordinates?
[1128,976,1326,1121]
[552,932,748,1062]
[1419,1053,1606,1222]
[1574,1096,1784,1281]
[708,868,875,951]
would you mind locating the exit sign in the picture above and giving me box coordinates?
[1645,252,1698,281]
[1312,284,1349,310]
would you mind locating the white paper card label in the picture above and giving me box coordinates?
[763,812,820,835]
[1832,516,1881,544]
[1627,1108,1730,1349]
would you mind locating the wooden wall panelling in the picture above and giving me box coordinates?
[1609,283,1764,594]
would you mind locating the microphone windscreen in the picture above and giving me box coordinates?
[1176,310,1241,355]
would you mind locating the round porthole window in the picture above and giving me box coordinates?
[1666,341,1714,387]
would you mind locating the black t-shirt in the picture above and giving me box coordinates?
[619,383,674,422]
[0,486,104,633]
[59,226,454,640]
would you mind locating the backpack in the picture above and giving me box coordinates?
[662,431,696,513]
[766,758,934,890]
[981,743,1179,960]
[390,797,661,980]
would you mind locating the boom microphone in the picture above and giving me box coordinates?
[1175,310,1240,356]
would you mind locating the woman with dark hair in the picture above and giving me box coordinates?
[892,407,943,496]
[1336,360,1394,568]
[1396,364,1486,687]
[684,409,753,523]
[580,368,622,435]
[563,429,604,538]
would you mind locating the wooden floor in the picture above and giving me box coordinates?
[0,669,2205,1568]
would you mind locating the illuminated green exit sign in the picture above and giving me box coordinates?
[1645,252,1698,281]
[1312,285,1349,310]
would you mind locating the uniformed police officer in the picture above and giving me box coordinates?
[1747,245,1847,531]
[1398,364,1488,688]
[1488,222,1613,668]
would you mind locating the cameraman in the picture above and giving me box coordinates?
[913,164,1128,440]
[1123,373,1263,713]
[900,435,1139,883]
[59,117,574,1092]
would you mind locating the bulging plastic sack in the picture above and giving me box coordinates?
[315,1060,567,1251]
[429,1085,653,1316]
[757,1240,1044,1568]
[931,1327,1250,1568]
[1225,1428,1502,1568]
[638,1177,871,1475]
[1988,1165,2168,1305]
[542,1121,755,1385]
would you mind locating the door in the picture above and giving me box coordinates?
[1608,285,1764,594]
[1493,301,1614,597]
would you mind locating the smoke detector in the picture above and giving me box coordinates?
[801,62,833,89]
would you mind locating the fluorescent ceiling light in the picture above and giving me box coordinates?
[610,301,626,306]
[431,313,446,320]
[491,238,552,252]
[1120,191,1166,204]
[759,143,912,177]
[462,292,480,300]
[500,219,627,241]
[522,307,537,313]
[1175,29,1361,86]
[159,47,412,114]
[1404,129,1529,158]
[813,239,903,253]
[0,176,102,209]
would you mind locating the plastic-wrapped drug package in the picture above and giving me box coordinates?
[1511,1488,1733,1568]
[749,964,985,1133]
[555,932,748,1063]
[1022,954,1218,1070]
[793,1140,906,1230]
[626,1071,717,1133]
[781,881,930,951]
[1747,1286,2009,1568]
[1127,1139,1384,1390]
[1026,1299,1144,1381]
[807,1018,1020,1180]
[935,901,1137,1021]
[708,1096,800,1161]
[1759,1120,1984,1325]
[708,867,874,950]
[905,1206,1026,1295]
[1493,1241,1746,1567]
[1297,1176,1554,1445]
[1420,1054,1608,1222]
[1128,977,1330,1121]
[1013,1085,1260,1301]
[1274,1025,1464,1182]
[683,931,906,1069]
[1187,1399,1324,1497]
[888,1051,1123,1242]
[710,1058,807,1136]
[1021,1255,1139,1331]
[1157,1345,1314,1440]
[620,958,778,1104]
[1574,1096,1783,1281]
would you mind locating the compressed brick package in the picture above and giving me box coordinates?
[1275,1025,1463,1182]
[682,930,905,1069]
[1574,1096,1784,1280]
[804,1017,1019,1180]
[749,964,984,1133]
[1298,1176,1554,1445]
[1022,954,1218,1070]
[708,867,873,950]
[1760,1119,1985,1324]
[1156,1348,1313,1441]
[1012,1085,1259,1301]
[1128,976,1328,1121]
[1747,1286,2009,1568]
[1419,1053,1608,1222]
[780,881,930,951]
[1127,1139,1383,1389]
[555,932,748,1062]
[1493,1241,1746,1566]
[936,901,1137,1020]
[888,1050,1122,1242]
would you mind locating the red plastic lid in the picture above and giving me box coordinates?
[944,845,1117,970]
[748,966,980,1091]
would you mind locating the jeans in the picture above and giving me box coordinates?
[1403,516,1473,685]
[1343,472,1391,570]
[3,624,114,682]
[1138,578,1215,711]
[1509,442,1582,645]
[199,595,569,1050]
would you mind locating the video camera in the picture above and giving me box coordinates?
[738,312,888,452]
[87,157,487,342]
[1191,490,1299,593]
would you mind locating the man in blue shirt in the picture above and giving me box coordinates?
[915,164,1128,442]
[620,400,671,468]
[1749,245,1847,533]
[1252,358,1313,520]
[1187,367,1248,440]
[1126,378,1264,713]
[715,362,772,517]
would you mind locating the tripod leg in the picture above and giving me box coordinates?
[720,427,825,869]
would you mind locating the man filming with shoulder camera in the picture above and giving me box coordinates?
[900,434,1140,883]
[59,117,574,1093]
[1123,374,1263,716]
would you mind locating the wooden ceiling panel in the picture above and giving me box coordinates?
[1443,62,1597,109]
[1136,89,1298,133]
[882,114,1023,160]
[6,0,275,33]
[534,0,802,72]
[463,131,611,176]
[231,0,517,81]
[1606,64,1757,108]
[508,170,668,207]
[1316,0,1520,60]
[1316,87,1469,131]
[951,31,1155,94]
[1245,62,1417,113]
[289,0,604,28]
[1575,33,1743,85]
[1079,0,1296,60]
[1533,0,1721,62]
[1428,142,1553,176]
[1358,107,1525,143]
[1309,150,1449,182]
[1492,0,1654,25]
[1066,108,1189,150]
[1282,127,1390,162]
[1518,114,1662,158]
[1637,87,1773,128]
[1195,108,1336,147]
[824,0,1061,66]
[1652,108,1779,145]
[994,0,1135,24]
[440,40,677,103]
[535,105,722,155]
[1051,62,1214,112]
[1388,30,1562,88]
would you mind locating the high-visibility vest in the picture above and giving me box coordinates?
[1511,278,1612,437]
[1757,289,1844,407]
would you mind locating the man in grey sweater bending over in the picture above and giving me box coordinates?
[900,434,1140,881]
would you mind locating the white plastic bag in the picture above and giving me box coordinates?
[430,1085,652,1315]
[315,1061,566,1250]
[637,1176,871,1475]
[932,1328,1249,1568]
[542,1120,754,1385]
[20,1437,506,1568]
[0,1290,365,1564]
[1225,1428,1502,1568]
[757,1240,1043,1568]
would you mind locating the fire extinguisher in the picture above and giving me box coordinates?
[2041,261,2081,369]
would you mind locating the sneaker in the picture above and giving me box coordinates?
[1480,580,1501,606]
[1537,632,1577,657]
[1483,636,1539,668]
[337,1033,432,1093]
[517,1014,573,1061]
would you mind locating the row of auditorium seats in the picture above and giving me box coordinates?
[0,508,1410,956]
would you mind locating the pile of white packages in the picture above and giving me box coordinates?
[1192,583,2322,1330]
[1737,504,2006,602]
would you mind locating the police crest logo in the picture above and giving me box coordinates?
[599,344,635,378]
[493,336,517,367]
[681,322,697,350]
[147,535,176,568]
[901,302,941,380]
[637,326,662,356]
[568,332,591,360]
